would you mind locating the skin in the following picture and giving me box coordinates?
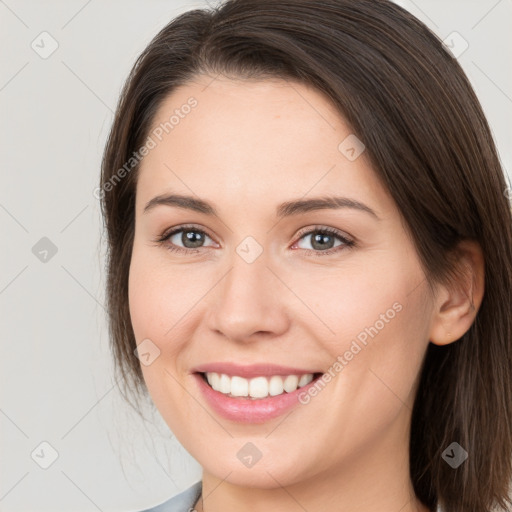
[128,74,484,512]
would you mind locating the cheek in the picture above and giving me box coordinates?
[327,273,431,419]
[128,244,183,340]
[128,246,209,365]
[127,246,182,374]
[288,258,413,352]
[300,253,429,395]
[306,278,430,463]
[127,251,189,416]
[128,261,166,343]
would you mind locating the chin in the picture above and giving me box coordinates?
[199,453,311,489]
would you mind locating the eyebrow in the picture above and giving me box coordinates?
[143,193,380,220]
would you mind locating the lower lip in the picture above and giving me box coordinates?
[192,372,322,423]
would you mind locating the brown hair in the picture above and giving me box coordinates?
[99,0,512,510]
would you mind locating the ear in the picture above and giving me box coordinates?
[429,239,485,346]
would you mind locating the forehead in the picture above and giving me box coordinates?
[135,75,393,216]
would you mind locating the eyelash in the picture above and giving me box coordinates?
[153,224,356,257]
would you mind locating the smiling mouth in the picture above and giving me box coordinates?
[197,371,323,400]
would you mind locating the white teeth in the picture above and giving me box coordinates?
[209,372,220,391]
[204,372,316,399]
[298,373,314,387]
[249,376,269,398]
[268,375,284,396]
[218,373,230,394]
[283,375,299,392]
[231,376,249,397]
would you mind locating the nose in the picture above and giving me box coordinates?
[205,248,290,343]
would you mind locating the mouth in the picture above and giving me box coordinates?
[196,371,324,400]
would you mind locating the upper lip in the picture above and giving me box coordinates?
[191,362,321,378]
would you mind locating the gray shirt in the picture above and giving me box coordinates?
[139,480,202,512]
[139,481,444,512]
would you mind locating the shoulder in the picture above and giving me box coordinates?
[137,480,202,512]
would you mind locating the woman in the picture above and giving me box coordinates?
[99,0,512,511]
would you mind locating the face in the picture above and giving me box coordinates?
[128,75,434,489]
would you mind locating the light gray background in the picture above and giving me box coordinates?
[1,1,511,511]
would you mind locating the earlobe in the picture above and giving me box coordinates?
[428,239,485,346]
